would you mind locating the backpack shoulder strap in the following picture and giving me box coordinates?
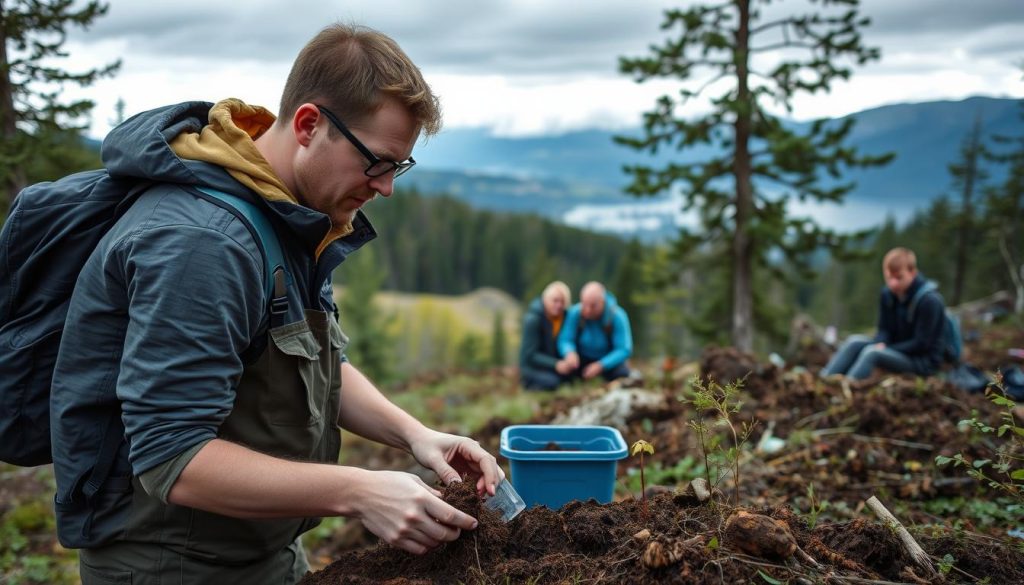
[907,281,939,321]
[195,187,289,327]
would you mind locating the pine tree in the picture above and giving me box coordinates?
[947,112,989,306]
[613,239,647,356]
[335,246,394,384]
[986,100,1024,314]
[617,0,891,351]
[1,0,119,212]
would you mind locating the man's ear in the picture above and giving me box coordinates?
[291,104,321,147]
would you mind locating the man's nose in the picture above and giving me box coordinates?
[370,173,395,197]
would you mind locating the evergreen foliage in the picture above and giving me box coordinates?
[613,239,647,353]
[948,113,989,306]
[456,332,487,372]
[0,0,119,213]
[985,100,1024,314]
[362,187,627,298]
[801,189,1023,334]
[490,310,507,367]
[335,246,395,384]
[616,0,891,351]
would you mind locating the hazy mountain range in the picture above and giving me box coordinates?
[404,96,1022,239]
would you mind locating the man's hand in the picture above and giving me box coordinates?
[563,352,580,370]
[355,470,477,554]
[872,342,886,350]
[582,361,604,380]
[409,430,504,497]
[555,359,573,375]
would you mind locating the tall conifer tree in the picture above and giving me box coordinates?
[617,0,891,350]
[1,0,119,213]
[948,113,988,305]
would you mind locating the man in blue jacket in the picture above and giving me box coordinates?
[46,23,501,584]
[557,281,635,382]
[821,247,948,380]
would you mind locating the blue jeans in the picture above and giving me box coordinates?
[821,334,915,380]
[521,367,566,391]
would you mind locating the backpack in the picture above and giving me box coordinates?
[0,174,287,467]
[906,281,963,364]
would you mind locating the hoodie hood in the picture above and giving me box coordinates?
[528,297,544,316]
[168,99,296,206]
[100,100,375,259]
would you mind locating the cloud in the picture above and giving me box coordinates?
[59,0,1024,138]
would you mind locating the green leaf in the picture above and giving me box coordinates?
[707,535,720,550]
[757,570,784,585]
[1010,469,1024,480]
[991,395,1016,408]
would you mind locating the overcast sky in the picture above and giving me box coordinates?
[60,0,1024,139]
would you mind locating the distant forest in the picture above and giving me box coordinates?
[3,123,1017,363]
[338,187,629,301]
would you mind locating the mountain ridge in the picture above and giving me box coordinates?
[403,95,1021,237]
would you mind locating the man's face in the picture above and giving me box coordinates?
[293,98,418,230]
[884,265,917,298]
[580,291,605,320]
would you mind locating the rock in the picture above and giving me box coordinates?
[551,388,668,427]
[724,510,798,560]
[632,528,651,541]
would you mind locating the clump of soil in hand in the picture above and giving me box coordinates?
[299,480,507,585]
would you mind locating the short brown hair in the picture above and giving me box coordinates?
[279,24,442,136]
[883,247,917,272]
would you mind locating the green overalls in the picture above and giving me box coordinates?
[78,310,347,585]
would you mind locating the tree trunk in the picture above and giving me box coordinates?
[0,0,27,211]
[731,0,754,352]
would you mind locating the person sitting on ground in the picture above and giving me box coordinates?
[519,281,572,391]
[557,281,636,382]
[821,247,948,381]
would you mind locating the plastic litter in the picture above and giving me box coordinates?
[482,478,526,522]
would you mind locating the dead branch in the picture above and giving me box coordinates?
[865,496,940,582]
[851,434,933,451]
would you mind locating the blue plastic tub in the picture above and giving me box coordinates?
[499,425,628,510]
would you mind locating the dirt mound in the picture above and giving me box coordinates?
[303,324,1024,581]
[301,483,1024,584]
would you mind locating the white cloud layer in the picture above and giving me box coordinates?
[48,0,1024,139]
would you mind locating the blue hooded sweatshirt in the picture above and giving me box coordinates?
[557,291,633,370]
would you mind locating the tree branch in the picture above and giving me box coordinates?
[749,18,793,36]
[751,41,817,52]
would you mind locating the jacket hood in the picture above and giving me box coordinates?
[100,101,375,258]
[528,297,544,315]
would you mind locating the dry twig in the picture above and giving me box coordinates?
[865,496,939,582]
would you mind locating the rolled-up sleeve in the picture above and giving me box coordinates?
[113,221,265,476]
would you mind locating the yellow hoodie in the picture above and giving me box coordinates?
[170,99,352,258]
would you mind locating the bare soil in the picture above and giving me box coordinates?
[303,324,1024,584]
[302,481,1023,584]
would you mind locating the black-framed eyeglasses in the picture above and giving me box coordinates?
[315,105,416,178]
